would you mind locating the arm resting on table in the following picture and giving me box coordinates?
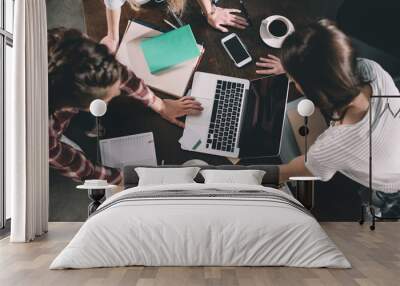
[49,138,123,185]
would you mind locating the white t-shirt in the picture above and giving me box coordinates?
[104,0,127,10]
[305,59,400,193]
[104,0,162,9]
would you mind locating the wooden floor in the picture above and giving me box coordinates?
[0,222,399,286]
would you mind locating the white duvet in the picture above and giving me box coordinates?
[50,183,350,269]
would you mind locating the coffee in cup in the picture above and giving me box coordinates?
[268,19,289,38]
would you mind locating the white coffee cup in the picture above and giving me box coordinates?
[262,16,291,39]
[260,15,295,48]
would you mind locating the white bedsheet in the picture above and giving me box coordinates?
[50,183,350,269]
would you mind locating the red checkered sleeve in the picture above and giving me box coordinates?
[49,108,123,185]
[119,66,163,111]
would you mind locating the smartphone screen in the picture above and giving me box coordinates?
[224,36,250,64]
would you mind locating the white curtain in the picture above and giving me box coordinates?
[8,0,49,242]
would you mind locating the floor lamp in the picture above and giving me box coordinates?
[297,99,315,161]
[86,99,108,215]
[289,99,317,211]
[359,95,400,230]
[89,99,107,165]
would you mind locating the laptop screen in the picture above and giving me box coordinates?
[239,74,289,158]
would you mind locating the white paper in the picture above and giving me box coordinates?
[116,22,203,98]
[179,89,203,151]
[179,127,203,151]
[100,132,157,168]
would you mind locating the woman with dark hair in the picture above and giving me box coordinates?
[256,20,400,216]
[48,28,202,185]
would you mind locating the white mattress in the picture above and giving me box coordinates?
[50,183,350,269]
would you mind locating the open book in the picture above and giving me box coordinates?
[116,20,205,98]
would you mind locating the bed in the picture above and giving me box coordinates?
[50,165,350,269]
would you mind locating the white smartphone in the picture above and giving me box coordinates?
[221,33,252,68]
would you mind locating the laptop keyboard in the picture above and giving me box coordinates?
[206,80,245,153]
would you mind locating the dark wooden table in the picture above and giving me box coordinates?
[83,0,326,165]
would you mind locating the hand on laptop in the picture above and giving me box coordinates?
[159,97,203,128]
[256,54,285,75]
[207,7,249,32]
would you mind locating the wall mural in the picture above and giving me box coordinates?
[47,0,400,223]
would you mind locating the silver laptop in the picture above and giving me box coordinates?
[181,71,290,159]
[181,72,250,158]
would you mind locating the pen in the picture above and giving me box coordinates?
[163,19,178,30]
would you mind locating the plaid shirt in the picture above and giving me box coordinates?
[49,69,156,184]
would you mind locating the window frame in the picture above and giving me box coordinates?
[0,0,14,230]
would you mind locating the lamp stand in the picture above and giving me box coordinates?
[96,117,101,165]
[304,116,308,162]
[299,116,309,162]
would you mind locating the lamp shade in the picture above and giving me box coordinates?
[297,99,315,117]
[89,99,107,117]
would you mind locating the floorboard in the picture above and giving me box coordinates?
[1,222,399,286]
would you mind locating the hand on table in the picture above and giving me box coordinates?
[256,54,285,75]
[159,97,203,128]
[207,7,249,32]
[100,35,119,54]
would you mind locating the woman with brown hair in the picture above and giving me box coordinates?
[48,28,202,184]
[102,0,249,53]
[256,20,400,217]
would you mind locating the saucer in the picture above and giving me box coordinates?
[259,15,295,48]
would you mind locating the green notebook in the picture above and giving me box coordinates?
[140,25,200,74]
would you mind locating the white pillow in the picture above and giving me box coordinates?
[200,169,266,185]
[135,167,201,186]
